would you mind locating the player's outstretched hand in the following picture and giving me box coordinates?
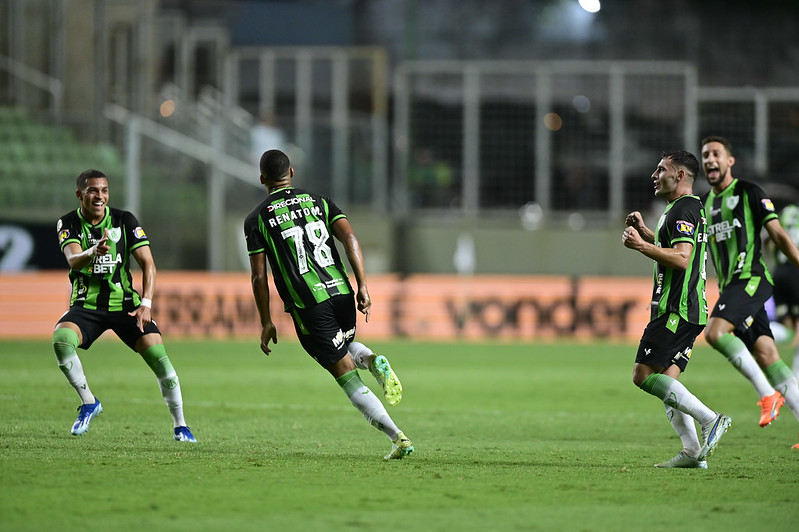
[87,229,110,258]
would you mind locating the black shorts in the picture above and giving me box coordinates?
[57,306,161,350]
[772,263,799,322]
[635,313,704,372]
[712,277,773,350]
[289,295,357,368]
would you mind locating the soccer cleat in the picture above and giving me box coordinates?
[757,391,785,427]
[174,426,196,442]
[654,451,707,469]
[698,413,732,460]
[71,397,103,435]
[369,353,403,406]
[384,431,414,460]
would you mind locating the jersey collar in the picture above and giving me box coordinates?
[77,206,109,226]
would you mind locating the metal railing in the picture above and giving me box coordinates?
[0,54,63,121]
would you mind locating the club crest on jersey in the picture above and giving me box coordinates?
[133,226,147,239]
[675,220,695,236]
[726,195,739,210]
[761,198,775,212]
[58,229,70,244]
[107,227,122,242]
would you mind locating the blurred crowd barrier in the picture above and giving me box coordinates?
[0,272,722,343]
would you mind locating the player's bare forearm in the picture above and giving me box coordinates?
[249,253,277,354]
[622,227,691,270]
[132,245,157,300]
[64,230,110,270]
[251,275,272,326]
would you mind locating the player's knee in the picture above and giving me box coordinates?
[704,326,725,346]
[631,367,646,388]
[52,327,79,359]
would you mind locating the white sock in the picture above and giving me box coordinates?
[665,405,701,458]
[723,343,776,398]
[347,384,400,440]
[781,377,799,420]
[57,353,95,404]
[793,345,799,380]
[347,341,373,371]
[768,371,799,421]
[158,373,186,427]
[663,378,716,425]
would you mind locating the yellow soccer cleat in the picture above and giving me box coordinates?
[369,353,403,406]
[384,431,414,460]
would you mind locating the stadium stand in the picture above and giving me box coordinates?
[0,106,125,219]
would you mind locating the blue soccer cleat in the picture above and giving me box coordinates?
[71,397,102,435]
[174,426,197,442]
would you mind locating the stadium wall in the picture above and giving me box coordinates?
[0,272,720,343]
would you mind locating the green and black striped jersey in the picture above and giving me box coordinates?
[702,178,778,291]
[651,194,708,325]
[56,207,149,312]
[774,204,799,265]
[244,186,353,310]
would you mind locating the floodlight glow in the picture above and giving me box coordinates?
[578,0,600,13]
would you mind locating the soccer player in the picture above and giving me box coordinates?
[244,149,413,460]
[53,169,195,442]
[701,136,799,447]
[767,204,799,377]
[623,150,731,468]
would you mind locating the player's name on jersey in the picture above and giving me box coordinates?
[267,205,323,228]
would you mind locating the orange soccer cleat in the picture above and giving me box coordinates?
[757,391,785,427]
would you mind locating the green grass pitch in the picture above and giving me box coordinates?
[1,338,798,531]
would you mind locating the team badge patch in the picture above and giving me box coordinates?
[762,198,775,212]
[107,227,122,242]
[675,220,695,236]
[58,229,70,244]
[133,226,147,239]
[726,195,739,210]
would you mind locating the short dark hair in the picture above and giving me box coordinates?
[662,150,699,180]
[259,150,291,182]
[76,169,107,189]
[701,135,733,156]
